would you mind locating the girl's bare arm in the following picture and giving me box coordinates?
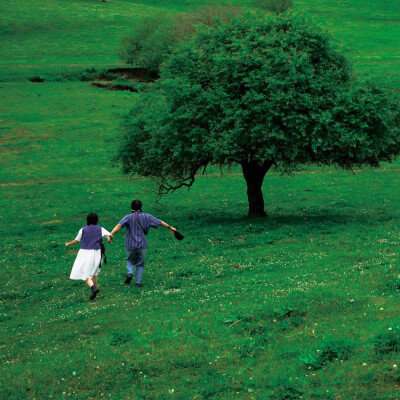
[65,239,79,247]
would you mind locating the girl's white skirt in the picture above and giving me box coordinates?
[70,249,102,280]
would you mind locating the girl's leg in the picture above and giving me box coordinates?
[86,276,99,300]
[85,278,94,288]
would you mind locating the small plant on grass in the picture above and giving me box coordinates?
[239,336,269,358]
[383,276,400,293]
[372,327,400,356]
[273,305,307,331]
[223,304,307,337]
[224,313,270,336]
[110,331,133,346]
[301,338,355,370]
[380,363,400,384]
[268,377,304,400]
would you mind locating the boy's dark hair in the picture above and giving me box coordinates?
[131,199,142,211]
[86,213,99,225]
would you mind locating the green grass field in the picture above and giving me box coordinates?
[1,0,400,399]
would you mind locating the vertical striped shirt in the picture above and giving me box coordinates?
[119,211,162,250]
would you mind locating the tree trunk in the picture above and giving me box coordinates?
[242,161,273,217]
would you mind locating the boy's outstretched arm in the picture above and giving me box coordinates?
[65,240,79,247]
[108,224,122,243]
[161,221,176,231]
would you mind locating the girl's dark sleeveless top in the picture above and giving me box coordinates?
[80,225,102,250]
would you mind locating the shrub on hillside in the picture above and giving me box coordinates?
[118,15,176,74]
[254,0,293,14]
[118,5,242,73]
[52,68,111,82]
[191,4,242,27]
[28,75,46,82]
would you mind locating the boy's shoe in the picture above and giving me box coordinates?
[125,274,133,284]
[90,286,99,300]
[134,283,143,287]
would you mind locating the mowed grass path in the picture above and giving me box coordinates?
[1,0,400,399]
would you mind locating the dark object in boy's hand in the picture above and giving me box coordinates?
[174,230,184,241]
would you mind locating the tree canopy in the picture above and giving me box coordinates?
[116,11,400,217]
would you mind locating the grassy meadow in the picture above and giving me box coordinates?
[1,0,400,399]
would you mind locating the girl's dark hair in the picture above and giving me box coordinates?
[131,199,142,211]
[86,213,99,225]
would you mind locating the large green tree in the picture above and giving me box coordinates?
[116,11,400,217]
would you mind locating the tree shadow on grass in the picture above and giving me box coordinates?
[195,208,395,236]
